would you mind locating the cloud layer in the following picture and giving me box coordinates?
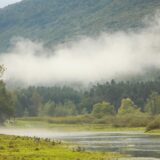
[0,0,22,8]
[1,13,160,86]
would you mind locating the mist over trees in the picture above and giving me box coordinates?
[2,63,160,126]
[2,75,160,131]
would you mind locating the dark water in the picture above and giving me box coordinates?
[51,132,160,159]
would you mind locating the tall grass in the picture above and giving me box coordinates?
[16,114,153,129]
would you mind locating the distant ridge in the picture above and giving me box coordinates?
[0,0,160,52]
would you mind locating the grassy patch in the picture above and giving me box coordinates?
[0,134,122,160]
[147,129,160,135]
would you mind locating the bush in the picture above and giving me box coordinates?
[92,116,115,124]
[47,115,95,124]
[113,114,152,127]
[146,116,160,132]
[92,101,115,118]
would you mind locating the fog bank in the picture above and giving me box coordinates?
[1,13,160,86]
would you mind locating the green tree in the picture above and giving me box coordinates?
[0,81,13,122]
[30,91,43,116]
[145,92,160,115]
[92,101,115,118]
[63,100,77,115]
[53,101,77,117]
[40,101,56,116]
[118,98,140,115]
[0,65,14,123]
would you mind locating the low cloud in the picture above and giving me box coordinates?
[1,12,160,86]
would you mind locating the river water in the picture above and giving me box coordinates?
[0,128,160,159]
[58,132,160,159]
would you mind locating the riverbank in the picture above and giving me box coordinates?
[1,131,160,160]
[5,118,145,132]
[0,134,122,160]
[1,119,160,160]
[146,129,160,135]
[5,117,160,136]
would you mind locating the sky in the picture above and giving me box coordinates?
[0,0,22,8]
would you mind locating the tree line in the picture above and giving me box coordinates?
[10,79,160,118]
[2,67,160,123]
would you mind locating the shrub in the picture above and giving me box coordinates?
[113,114,151,127]
[146,116,160,132]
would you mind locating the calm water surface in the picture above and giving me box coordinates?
[55,132,160,158]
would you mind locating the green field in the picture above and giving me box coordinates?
[0,134,123,160]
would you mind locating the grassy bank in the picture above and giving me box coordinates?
[146,129,160,135]
[0,134,122,160]
[5,117,145,132]
[6,115,160,134]
[13,114,152,127]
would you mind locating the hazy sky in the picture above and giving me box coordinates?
[0,0,22,8]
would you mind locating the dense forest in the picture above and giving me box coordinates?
[5,78,160,118]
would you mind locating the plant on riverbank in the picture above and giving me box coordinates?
[146,116,160,132]
[113,114,152,128]
[0,134,122,160]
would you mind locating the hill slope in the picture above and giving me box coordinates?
[0,0,160,52]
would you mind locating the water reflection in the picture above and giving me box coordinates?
[52,132,160,158]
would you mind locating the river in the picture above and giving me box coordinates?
[0,128,160,160]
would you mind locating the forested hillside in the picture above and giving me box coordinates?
[0,0,160,52]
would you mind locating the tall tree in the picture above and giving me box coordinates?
[92,101,115,118]
[145,92,160,115]
[118,98,141,115]
[0,65,14,123]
